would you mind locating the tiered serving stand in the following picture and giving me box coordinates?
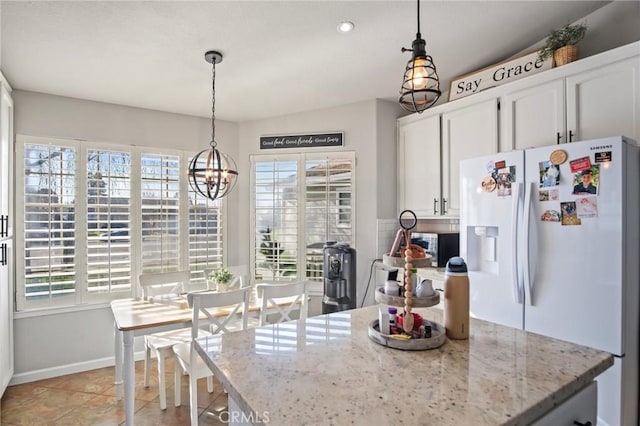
[368,210,446,351]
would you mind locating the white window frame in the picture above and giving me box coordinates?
[250,151,356,293]
[15,135,227,311]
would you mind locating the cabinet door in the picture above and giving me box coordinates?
[0,239,14,398]
[397,114,441,217]
[0,82,13,237]
[566,57,640,143]
[442,99,498,217]
[500,79,566,151]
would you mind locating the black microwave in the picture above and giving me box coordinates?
[411,232,460,268]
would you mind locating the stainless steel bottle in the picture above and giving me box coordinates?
[444,257,469,339]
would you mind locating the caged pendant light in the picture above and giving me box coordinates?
[398,0,441,113]
[188,51,238,201]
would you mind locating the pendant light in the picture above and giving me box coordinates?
[188,51,238,200]
[398,0,441,113]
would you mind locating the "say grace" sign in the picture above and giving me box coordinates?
[448,51,552,102]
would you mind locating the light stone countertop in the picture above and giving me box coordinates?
[195,305,613,426]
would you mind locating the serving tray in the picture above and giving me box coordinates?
[368,319,446,351]
[374,287,439,308]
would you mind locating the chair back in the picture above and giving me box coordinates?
[139,270,191,300]
[187,287,250,336]
[227,265,250,289]
[255,280,309,326]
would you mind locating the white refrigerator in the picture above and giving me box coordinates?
[460,136,638,426]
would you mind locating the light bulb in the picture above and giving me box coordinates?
[411,58,429,89]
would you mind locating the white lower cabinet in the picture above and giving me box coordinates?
[0,239,13,398]
[531,381,597,426]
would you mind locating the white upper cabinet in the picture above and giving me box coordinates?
[566,57,639,143]
[500,79,566,150]
[398,41,639,219]
[442,98,498,217]
[500,44,640,151]
[397,113,441,217]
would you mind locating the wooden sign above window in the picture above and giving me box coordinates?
[260,132,343,150]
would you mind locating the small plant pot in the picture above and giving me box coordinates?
[554,45,578,67]
[216,282,230,292]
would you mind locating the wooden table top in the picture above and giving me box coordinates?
[110,289,287,331]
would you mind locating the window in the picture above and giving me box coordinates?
[251,152,355,283]
[15,136,225,311]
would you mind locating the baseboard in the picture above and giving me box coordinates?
[8,351,148,386]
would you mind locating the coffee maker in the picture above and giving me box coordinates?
[322,241,357,314]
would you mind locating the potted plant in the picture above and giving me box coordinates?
[209,268,234,292]
[538,22,587,67]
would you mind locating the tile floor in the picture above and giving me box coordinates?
[1,358,227,425]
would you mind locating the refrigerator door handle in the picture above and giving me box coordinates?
[522,182,534,306]
[511,183,523,304]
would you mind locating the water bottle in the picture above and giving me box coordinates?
[444,257,469,340]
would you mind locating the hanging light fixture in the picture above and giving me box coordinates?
[398,0,441,113]
[188,50,238,200]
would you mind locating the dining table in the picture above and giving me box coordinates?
[110,288,271,426]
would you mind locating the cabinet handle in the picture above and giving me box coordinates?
[3,215,8,237]
[433,198,439,215]
[0,215,4,238]
[556,132,562,144]
[569,130,575,142]
[442,198,448,215]
[0,243,6,266]
[573,421,592,426]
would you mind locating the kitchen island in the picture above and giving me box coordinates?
[194,305,613,425]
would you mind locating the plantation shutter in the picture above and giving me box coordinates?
[304,153,355,282]
[86,148,132,296]
[252,157,299,281]
[140,153,181,274]
[188,154,225,287]
[19,142,77,304]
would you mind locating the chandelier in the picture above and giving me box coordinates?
[398,0,441,113]
[188,51,238,200]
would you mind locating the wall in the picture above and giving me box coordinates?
[10,92,403,382]
[10,90,239,382]
[577,1,640,58]
[235,99,404,305]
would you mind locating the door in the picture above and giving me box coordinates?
[442,98,498,217]
[522,137,625,356]
[397,114,441,217]
[0,81,13,238]
[460,150,524,329]
[0,238,13,397]
[500,78,566,151]
[566,57,640,143]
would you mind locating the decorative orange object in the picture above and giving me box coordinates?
[399,243,426,258]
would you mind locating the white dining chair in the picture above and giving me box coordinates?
[255,280,309,326]
[172,286,250,425]
[139,270,213,411]
[227,264,250,289]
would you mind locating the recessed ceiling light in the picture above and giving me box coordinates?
[337,21,355,33]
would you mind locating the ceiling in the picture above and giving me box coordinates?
[1,1,609,122]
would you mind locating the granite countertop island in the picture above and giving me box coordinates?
[195,305,613,425]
